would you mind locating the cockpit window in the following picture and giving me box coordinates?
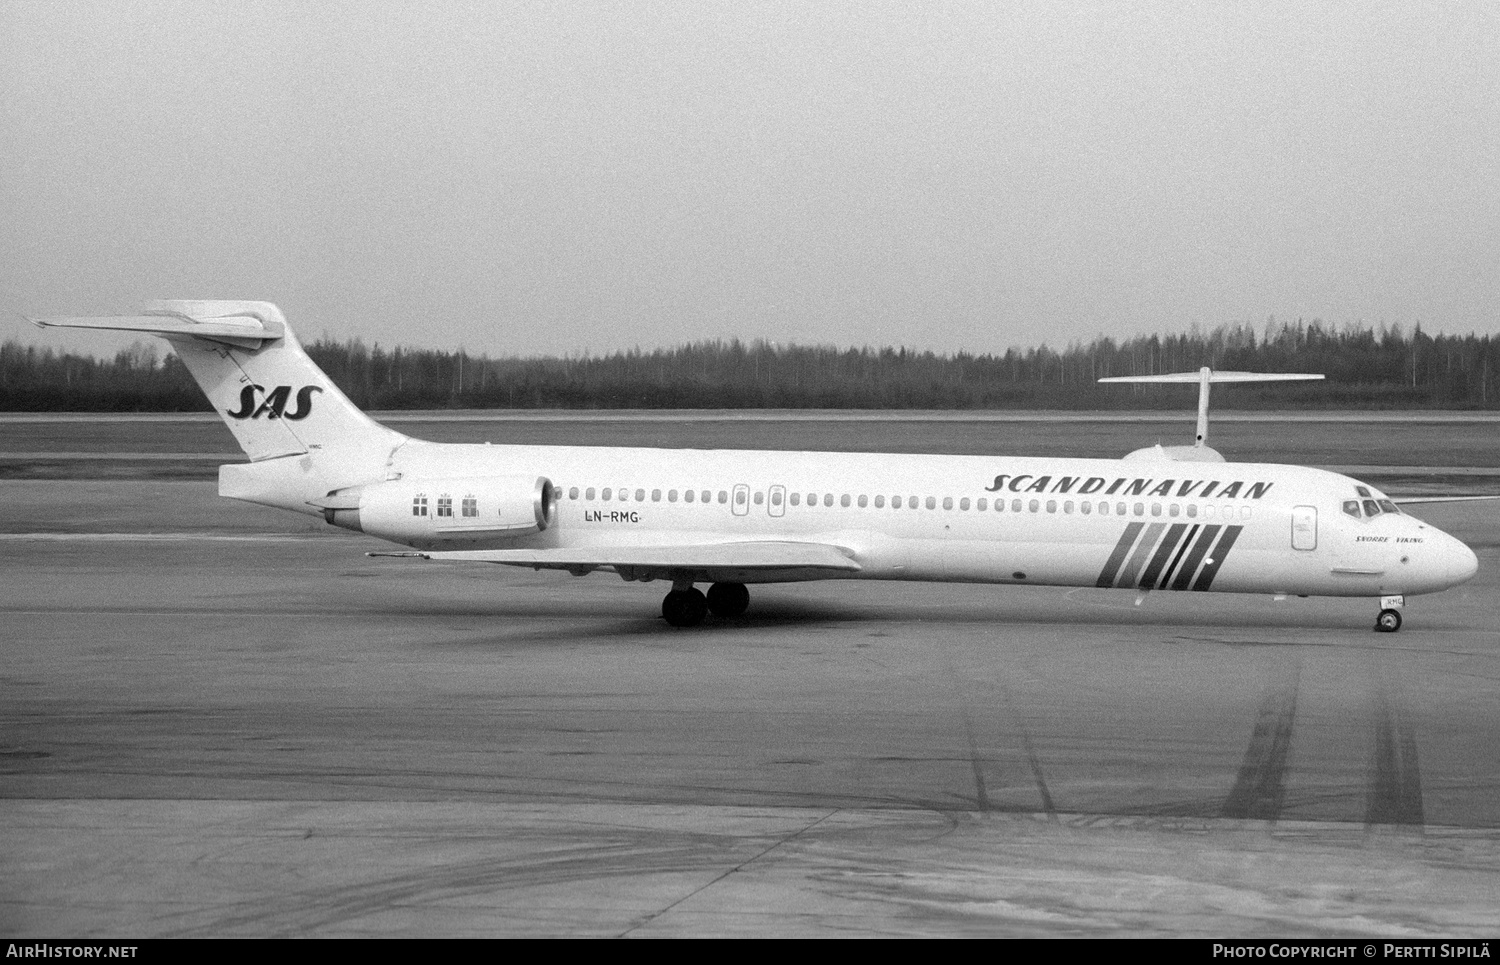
[1378,499,1400,514]
[1356,486,1371,498]
[1362,499,1381,517]
[1343,500,1361,518]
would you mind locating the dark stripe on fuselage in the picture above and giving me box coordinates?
[1117,522,1166,589]
[1096,521,1144,588]
[1158,523,1200,589]
[1171,524,1222,591]
[1192,525,1243,592]
[1138,523,1188,589]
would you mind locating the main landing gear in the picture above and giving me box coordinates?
[661,582,750,627]
[1374,595,1404,633]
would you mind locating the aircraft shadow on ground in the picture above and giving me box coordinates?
[386,592,1377,646]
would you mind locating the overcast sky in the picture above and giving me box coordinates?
[3,1,1497,359]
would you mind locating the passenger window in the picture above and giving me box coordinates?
[840,494,851,507]
[1012,499,1023,512]
[586,487,596,501]
[806,492,816,506]
[669,490,678,503]
[718,491,728,504]
[568,487,579,500]
[735,490,746,505]
[1098,502,1108,515]
[1342,500,1361,518]
[1134,502,1144,516]
[636,489,646,502]
[684,490,695,503]
[892,495,902,509]
[1080,501,1091,515]
[1116,502,1126,516]
[1063,500,1073,514]
[943,497,954,510]
[857,494,868,508]
[652,489,662,502]
[875,495,885,508]
[910,496,920,510]
[824,494,835,507]
[960,498,970,510]
[1168,504,1179,518]
[1029,499,1040,513]
[1046,499,1057,513]
[925,496,936,510]
[754,491,764,505]
[977,498,987,511]
[602,488,612,501]
[1150,503,1161,517]
[791,493,801,506]
[772,491,783,506]
[1187,504,1197,518]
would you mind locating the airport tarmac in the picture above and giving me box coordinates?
[2,479,1498,937]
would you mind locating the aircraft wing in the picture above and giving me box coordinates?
[1393,495,1500,505]
[372,540,862,581]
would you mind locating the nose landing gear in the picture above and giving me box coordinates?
[1374,595,1404,633]
[661,581,750,627]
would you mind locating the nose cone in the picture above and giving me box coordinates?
[1446,537,1480,587]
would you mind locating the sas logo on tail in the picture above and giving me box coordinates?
[227,384,323,420]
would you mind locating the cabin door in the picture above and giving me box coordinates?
[1291,505,1317,551]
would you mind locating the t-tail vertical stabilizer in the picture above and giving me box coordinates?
[33,300,407,514]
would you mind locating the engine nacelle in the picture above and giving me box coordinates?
[318,476,555,544]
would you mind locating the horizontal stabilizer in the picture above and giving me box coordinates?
[376,540,862,576]
[1100,366,1325,454]
[31,301,285,349]
[1098,371,1324,384]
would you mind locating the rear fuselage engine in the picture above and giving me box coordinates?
[320,476,555,544]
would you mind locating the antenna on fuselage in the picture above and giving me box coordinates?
[1099,367,1324,462]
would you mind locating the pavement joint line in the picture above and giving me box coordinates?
[615,807,843,937]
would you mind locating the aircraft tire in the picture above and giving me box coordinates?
[1375,608,1403,633]
[706,582,750,618]
[662,588,708,628]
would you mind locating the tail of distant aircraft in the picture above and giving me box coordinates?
[33,301,407,511]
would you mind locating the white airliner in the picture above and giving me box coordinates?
[35,301,1479,632]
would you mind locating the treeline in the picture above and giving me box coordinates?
[3,319,1498,411]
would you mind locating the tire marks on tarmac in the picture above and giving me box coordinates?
[1221,663,1301,821]
[1367,684,1425,827]
[1219,653,1425,827]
